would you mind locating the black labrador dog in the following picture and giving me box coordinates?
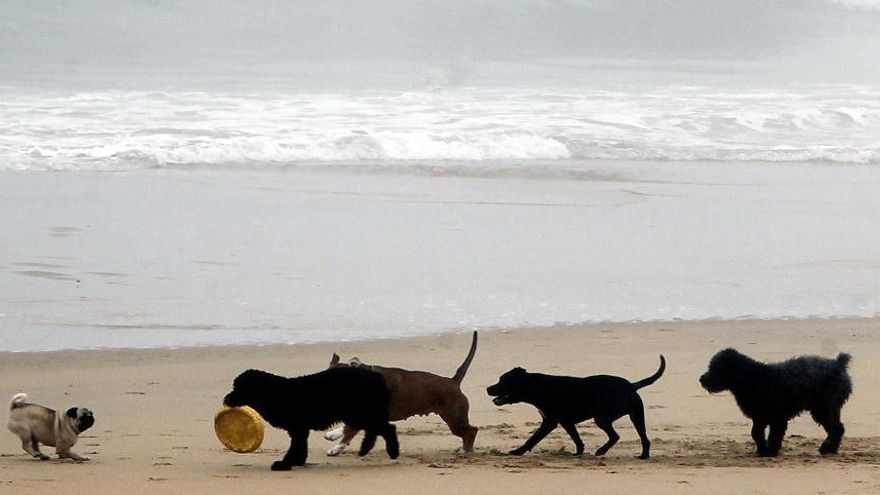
[224,367,399,470]
[487,355,665,459]
[700,348,852,457]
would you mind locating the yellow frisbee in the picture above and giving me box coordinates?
[214,406,265,453]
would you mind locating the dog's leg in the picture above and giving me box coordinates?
[628,400,651,459]
[594,418,620,456]
[510,418,557,456]
[751,421,770,456]
[766,420,787,456]
[439,396,478,453]
[324,426,345,442]
[358,430,379,456]
[560,423,584,456]
[812,408,845,455]
[379,423,399,459]
[22,435,50,460]
[55,437,89,462]
[326,425,359,456]
[273,429,308,471]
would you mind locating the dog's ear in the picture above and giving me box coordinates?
[66,407,79,418]
[512,367,527,374]
[330,353,340,365]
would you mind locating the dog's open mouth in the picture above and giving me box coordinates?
[492,395,512,406]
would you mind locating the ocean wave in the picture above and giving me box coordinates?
[2,85,879,171]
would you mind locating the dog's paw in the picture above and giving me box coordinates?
[271,461,293,471]
[637,453,649,460]
[819,444,838,455]
[36,454,51,461]
[326,444,346,456]
[508,448,527,456]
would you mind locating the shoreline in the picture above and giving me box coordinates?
[2,317,878,494]
[1,315,877,355]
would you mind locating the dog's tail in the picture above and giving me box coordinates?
[836,353,852,370]
[632,355,666,390]
[451,331,478,384]
[9,393,27,410]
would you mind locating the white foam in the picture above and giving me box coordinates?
[2,84,879,172]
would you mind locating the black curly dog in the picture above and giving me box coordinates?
[486,355,665,459]
[224,367,399,470]
[700,348,852,457]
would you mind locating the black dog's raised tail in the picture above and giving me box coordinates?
[452,331,478,384]
[632,355,666,390]
[837,353,852,369]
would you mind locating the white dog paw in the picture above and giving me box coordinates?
[326,444,346,456]
[324,428,344,441]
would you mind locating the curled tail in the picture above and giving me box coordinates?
[9,393,27,410]
[632,355,666,390]
[451,331,478,384]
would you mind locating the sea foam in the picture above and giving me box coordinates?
[2,84,879,172]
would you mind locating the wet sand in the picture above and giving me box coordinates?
[3,166,880,351]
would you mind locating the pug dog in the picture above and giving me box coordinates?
[7,393,95,461]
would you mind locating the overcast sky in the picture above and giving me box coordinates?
[1,1,878,80]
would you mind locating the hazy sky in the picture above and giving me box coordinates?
[1,0,878,79]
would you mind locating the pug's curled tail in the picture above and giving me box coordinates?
[9,393,27,410]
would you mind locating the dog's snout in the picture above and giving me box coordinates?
[223,391,244,407]
[699,372,723,393]
[699,373,710,388]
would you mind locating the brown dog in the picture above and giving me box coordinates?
[324,331,478,455]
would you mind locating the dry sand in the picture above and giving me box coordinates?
[1,318,878,494]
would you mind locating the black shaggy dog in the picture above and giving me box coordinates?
[224,367,399,471]
[486,356,665,459]
[700,348,852,457]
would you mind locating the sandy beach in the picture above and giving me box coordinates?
[2,318,878,494]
